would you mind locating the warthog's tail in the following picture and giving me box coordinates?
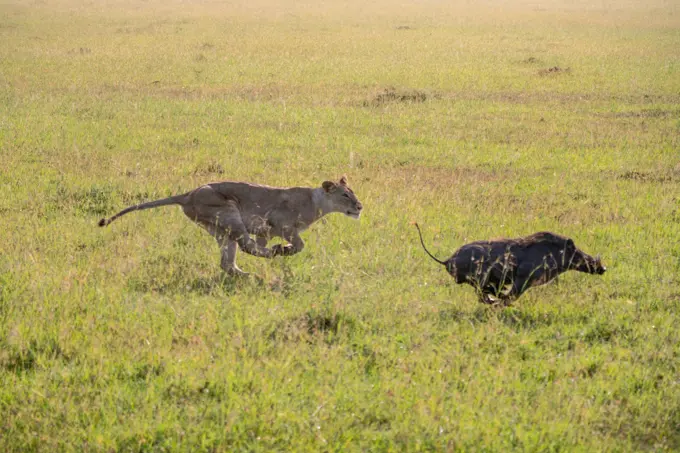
[98,194,186,227]
[414,223,448,266]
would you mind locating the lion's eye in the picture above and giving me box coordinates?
[343,193,350,199]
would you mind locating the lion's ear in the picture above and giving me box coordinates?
[322,181,337,192]
[339,175,348,186]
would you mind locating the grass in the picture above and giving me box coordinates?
[1,0,680,451]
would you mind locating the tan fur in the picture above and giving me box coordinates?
[98,177,363,275]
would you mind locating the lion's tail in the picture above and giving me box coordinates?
[98,194,186,227]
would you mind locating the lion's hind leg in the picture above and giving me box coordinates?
[219,240,249,276]
[200,202,272,259]
[188,189,274,274]
[192,193,274,259]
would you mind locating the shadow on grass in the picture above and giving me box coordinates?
[436,305,592,331]
[581,321,632,345]
[127,272,268,296]
[2,338,71,374]
[435,305,551,328]
[116,361,165,383]
[268,310,359,345]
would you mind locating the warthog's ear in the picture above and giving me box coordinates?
[322,181,337,192]
[339,175,348,186]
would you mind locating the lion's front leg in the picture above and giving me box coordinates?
[272,231,305,257]
[234,231,274,258]
[219,212,272,259]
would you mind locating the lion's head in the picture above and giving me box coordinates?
[321,176,363,219]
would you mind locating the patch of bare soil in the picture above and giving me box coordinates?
[192,161,225,177]
[365,87,434,106]
[67,47,91,55]
[94,82,291,102]
[618,169,680,183]
[538,66,571,76]
[373,164,512,195]
[79,83,680,108]
[602,109,679,119]
[438,91,680,105]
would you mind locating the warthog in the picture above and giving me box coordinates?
[415,224,606,305]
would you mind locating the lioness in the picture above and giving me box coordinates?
[98,176,363,275]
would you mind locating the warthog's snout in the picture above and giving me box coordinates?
[570,251,607,275]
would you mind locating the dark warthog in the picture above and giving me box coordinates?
[414,224,606,305]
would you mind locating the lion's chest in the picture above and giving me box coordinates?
[242,205,306,238]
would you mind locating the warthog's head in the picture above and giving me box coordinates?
[322,176,363,219]
[561,238,607,275]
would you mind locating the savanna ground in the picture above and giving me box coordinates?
[1,0,680,451]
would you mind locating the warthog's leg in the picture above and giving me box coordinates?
[489,278,530,306]
[498,262,546,303]
[272,230,305,257]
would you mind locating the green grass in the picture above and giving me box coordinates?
[1,0,680,451]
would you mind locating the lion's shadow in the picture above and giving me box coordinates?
[126,272,266,295]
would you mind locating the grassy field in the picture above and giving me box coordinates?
[1,0,680,450]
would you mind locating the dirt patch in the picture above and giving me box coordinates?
[120,189,165,205]
[86,83,680,107]
[395,25,413,30]
[618,169,680,183]
[521,56,540,64]
[365,87,434,106]
[439,91,680,105]
[381,164,512,192]
[602,109,679,119]
[192,161,225,177]
[67,47,91,55]
[106,82,290,102]
[538,66,571,76]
